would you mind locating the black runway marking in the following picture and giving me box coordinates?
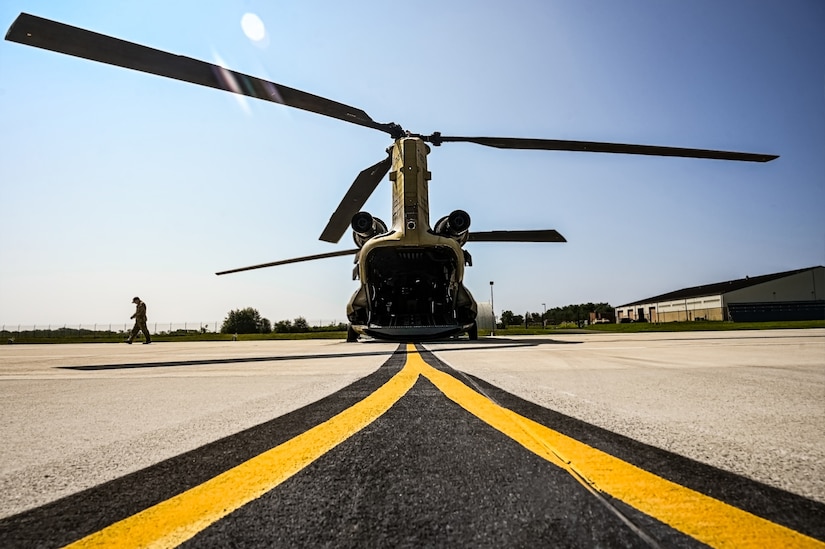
[0,348,407,548]
[458,372,825,543]
[1,343,822,547]
[183,375,694,548]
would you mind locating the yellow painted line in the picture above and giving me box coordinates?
[414,344,824,548]
[64,344,823,548]
[65,359,420,549]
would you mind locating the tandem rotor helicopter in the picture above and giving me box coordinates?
[6,13,778,342]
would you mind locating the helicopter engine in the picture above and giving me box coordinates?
[351,211,388,248]
[434,209,471,245]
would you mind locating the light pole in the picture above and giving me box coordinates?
[489,281,495,336]
[542,303,546,329]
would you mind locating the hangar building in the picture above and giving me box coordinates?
[615,266,824,323]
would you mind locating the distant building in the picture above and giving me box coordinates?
[615,266,824,323]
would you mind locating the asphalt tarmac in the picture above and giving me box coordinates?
[0,330,823,547]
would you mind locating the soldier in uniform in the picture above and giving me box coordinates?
[126,296,151,344]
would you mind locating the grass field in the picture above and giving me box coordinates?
[0,331,349,345]
[496,320,825,336]
[2,320,823,344]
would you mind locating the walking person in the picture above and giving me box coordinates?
[126,296,151,344]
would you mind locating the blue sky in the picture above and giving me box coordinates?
[1,1,823,326]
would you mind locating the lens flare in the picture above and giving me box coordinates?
[241,13,266,42]
[212,52,251,114]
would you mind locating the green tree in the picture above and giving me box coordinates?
[221,307,271,334]
[274,319,293,333]
[500,310,515,327]
[292,317,309,332]
[542,302,614,326]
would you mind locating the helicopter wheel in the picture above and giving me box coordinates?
[346,324,359,342]
[468,321,478,341]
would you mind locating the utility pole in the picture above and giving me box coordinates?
[489,281,495,336]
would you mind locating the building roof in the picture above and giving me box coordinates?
[617,266,822,307]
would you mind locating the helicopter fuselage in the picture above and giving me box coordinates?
[346,137,477,340]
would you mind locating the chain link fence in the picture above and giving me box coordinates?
[1,320,347,342]
[2,322,218,337]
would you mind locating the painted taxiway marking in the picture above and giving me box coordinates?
[64,352,419,548]
[416,346,822,548]
[65,344,822,549]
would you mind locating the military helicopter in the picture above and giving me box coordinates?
[6,13,778,342]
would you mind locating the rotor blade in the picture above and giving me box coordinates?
[469,230,567,243]
[216,249,358,275]
[319,155,392,243]
[433,136,778,163]
[5,13,400,135]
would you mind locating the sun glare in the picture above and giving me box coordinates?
[241,13,266,42]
